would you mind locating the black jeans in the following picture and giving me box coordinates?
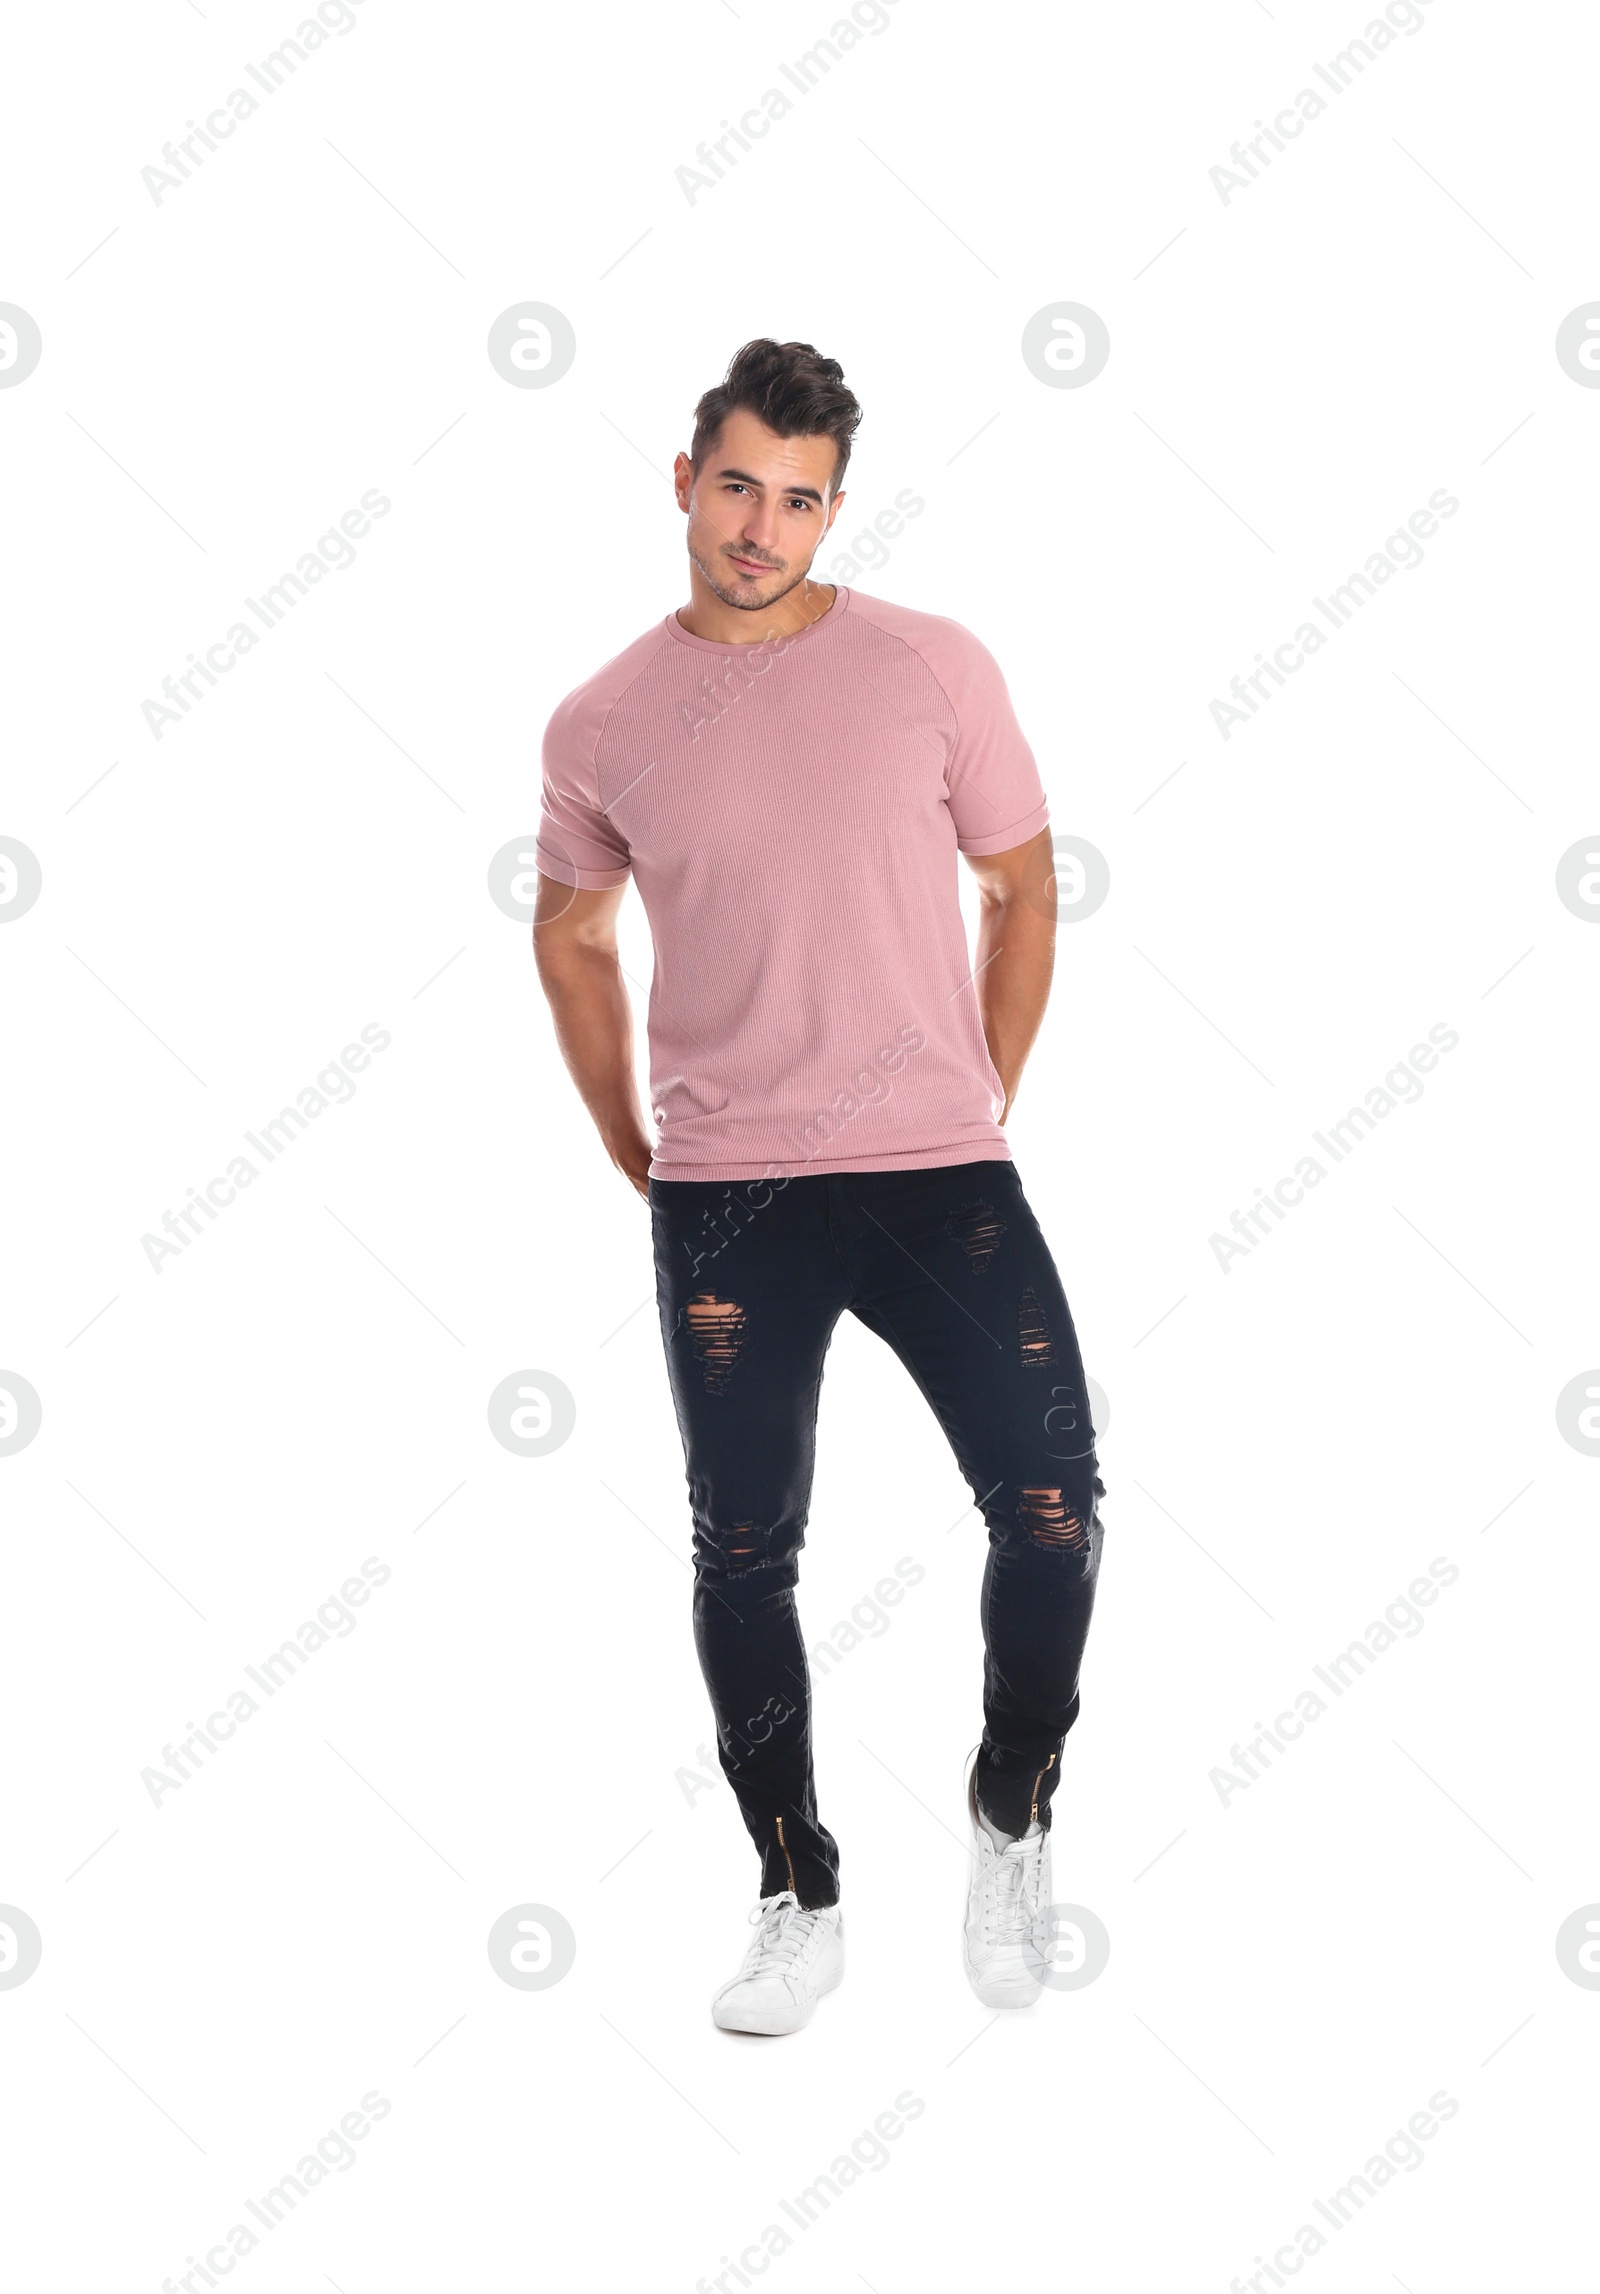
[649,1159,1105,1910]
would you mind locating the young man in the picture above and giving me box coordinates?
[534,339,1105,2034]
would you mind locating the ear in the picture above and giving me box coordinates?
[673,450,694,511]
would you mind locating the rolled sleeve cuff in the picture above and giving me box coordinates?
[534,834,631,890]
[955,797,1050,858]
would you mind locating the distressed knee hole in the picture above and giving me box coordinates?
[946,1197,1007,1273]
[694,1518,770,1576]
[1019,1486,1088,1552]
[685,1292,748,1393]
[1019,1287,1055,1370]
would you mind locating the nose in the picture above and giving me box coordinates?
[736,499,781,558]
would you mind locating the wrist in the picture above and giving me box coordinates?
[603,1122,652,1172]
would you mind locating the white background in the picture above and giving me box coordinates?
[3,0,1596,2286]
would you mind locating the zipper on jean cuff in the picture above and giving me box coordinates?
[775,1813,797,1896]
[1030,1752,1056,1827]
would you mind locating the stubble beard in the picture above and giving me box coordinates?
[688,533,814,615]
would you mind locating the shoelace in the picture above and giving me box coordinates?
[979,1833,1045,1949]
[739,1889,825,1978]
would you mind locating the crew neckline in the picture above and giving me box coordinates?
[663,584,852,655]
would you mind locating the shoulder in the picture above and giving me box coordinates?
[543,620,677,756]
[842,590,1007,687]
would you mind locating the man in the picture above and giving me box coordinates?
[533,339,1104,2033]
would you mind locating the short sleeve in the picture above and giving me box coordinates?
[937,626,1051,856]
[536,686,632,889]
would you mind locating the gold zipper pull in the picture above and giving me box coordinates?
[1030,1752,1056,1826]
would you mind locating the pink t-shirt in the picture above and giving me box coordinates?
[537,585,1050,1182]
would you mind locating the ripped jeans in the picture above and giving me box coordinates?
[649,1159,1105,1910]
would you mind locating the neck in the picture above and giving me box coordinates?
[677,569,837,647]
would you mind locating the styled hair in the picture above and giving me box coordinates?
[690,338,862,494]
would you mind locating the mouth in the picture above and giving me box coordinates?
[727,553,777,576]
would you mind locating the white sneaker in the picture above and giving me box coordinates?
[962,1751,1052,2009]
[711,1890,844,2035]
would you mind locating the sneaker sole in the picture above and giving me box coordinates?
[711,1957,844,2036]
[962,1964,1045,2010]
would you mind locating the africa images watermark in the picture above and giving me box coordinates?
[141,1023,391,1273]
[140,0,378,204]
[679,624,806,744]
[141,489,391,741]
[1209,1023,1458,1273]
[676,1556,928,1801]
[826,485,924,583]
[670,1023,930,1280]
[1226,2087,1460,2290]
[1209,1555,1460,1809]
[785,1023,929,1170]
[1210,489,1459,741]
[159,2086,392,2291]
[1208,0,1444,206]
[675,0,903,202]
[678,488,925,746]
[140,1557,392,1808]
[694,2089,926,2289]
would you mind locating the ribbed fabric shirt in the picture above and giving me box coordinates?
[536,585,1050,1182]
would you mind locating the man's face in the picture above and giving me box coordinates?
[675,407,845,612]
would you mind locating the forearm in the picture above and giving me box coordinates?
[535,943,654,1183]
[973,892,1054,1122]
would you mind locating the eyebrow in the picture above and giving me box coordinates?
[715,464,826,506]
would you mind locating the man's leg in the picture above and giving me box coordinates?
[649,1173,850,1907]
[838,1160,1105,1838]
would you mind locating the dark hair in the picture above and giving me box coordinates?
[690,338,862,494]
